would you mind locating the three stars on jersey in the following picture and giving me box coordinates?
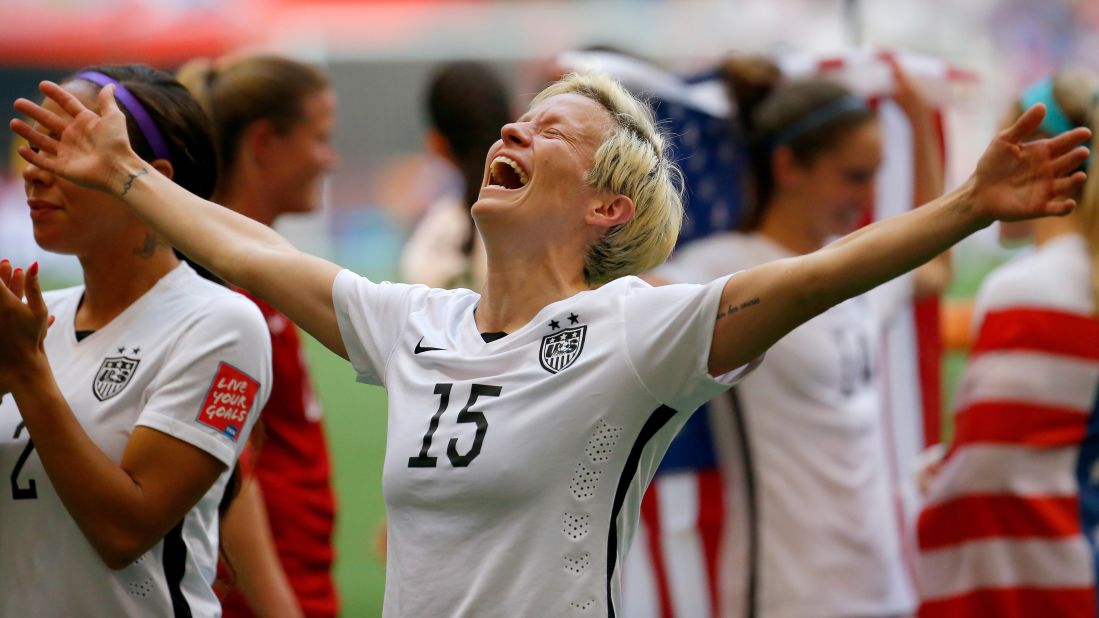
[93,345,142,401]
[411,313,588,374]
[541,313,585,374]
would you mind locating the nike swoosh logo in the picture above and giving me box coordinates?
[414,337,446,354]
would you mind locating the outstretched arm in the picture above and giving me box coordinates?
[708,104,1090,375]
[11,82,346,358]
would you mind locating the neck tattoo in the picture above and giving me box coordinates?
[132,232,161,258]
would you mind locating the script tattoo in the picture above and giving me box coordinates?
[715,297,761,322]
[120,168,149,197]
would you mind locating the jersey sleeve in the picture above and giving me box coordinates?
[331,269,425,386]
[622,275,758,412]
[134,296,272,468]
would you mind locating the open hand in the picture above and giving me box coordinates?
[0,260,54,393]
[971,103,1090,224]
[10,81,137,196]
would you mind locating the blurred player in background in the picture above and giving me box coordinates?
[400,61,511,290]
[0,64,271,617]
[11,68,1090,616]
[916,68,1099,618]
[653,56,948,617]
[178,54,340,618]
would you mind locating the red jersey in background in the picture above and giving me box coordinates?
[222,293,339,618]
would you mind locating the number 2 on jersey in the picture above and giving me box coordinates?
[408,383,502,468]
[10,421,38,500]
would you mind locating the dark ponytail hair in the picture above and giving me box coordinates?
[66,67,239,512]
[67,64,219,200]
[425,62,512,255]
[721,56,876,230]
[66,64,223,283]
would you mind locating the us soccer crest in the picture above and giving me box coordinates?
[93,356,140,401]
[540,325,587,374]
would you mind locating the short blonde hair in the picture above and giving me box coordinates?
[532,73,683,285]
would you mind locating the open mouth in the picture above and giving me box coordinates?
[487,156,529,190]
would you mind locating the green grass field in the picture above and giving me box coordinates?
[302,337,389,615]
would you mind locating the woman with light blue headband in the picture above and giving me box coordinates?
[649,56,951,617]
[915,66,1099,617]
[0,64,273,617]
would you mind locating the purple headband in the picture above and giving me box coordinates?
[76,71,171,162]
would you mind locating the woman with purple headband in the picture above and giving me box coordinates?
[0,65,272,617]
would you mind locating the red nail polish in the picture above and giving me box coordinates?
[0,259,8,267]
[28,262,38,276]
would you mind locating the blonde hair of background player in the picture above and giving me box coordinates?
[999,67,1099,313]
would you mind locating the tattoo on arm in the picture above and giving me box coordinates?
[120,169,149,197]
[715,297,761,322]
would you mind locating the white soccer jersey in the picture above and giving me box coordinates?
[0,263,271,618]
[332,268,756,617]
[656,232,917,618]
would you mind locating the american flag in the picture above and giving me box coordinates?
[918,298,1099,617]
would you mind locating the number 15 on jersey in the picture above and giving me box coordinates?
[408,383,502,469]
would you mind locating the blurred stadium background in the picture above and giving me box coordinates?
[2,0,1098,614]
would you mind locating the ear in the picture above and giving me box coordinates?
[425,129,454,162]
[771,146,804,189]
[244,119,279,167]
[151,159,174,181]
[586,193,635,231]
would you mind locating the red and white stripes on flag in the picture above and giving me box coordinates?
[621,470,725,618]
[917,308,1099,617]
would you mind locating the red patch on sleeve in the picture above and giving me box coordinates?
[196,362,260,442]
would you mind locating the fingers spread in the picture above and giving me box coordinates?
[15,145,54,172]
[14,98,69,134]
[40,80,88,119]
[10,119,58,156]
[1051,146,1090,176]
[1002,104,1047,143]
[1045,198,1077,216]
[1046,126,1092,157]
[1051,171,1088,197]
[97,83,122,117]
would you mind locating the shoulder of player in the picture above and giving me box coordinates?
[157,273,269,336]
[667,231,762,276]
[360,272,476,309]
[977,240,1091,314]
[42,284,83,308]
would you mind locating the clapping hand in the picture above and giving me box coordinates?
[0,260,54,395]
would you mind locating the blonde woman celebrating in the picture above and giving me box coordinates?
[9,71,1090,616]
